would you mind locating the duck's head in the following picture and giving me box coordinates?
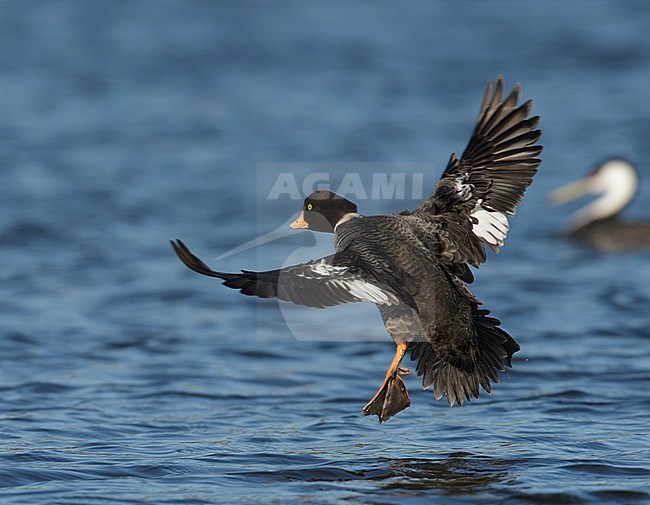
[290,190,358,233]
[550,158,638,228]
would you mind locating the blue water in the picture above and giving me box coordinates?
[1,1,649,503]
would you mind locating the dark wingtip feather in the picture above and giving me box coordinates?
[170,239,228,279]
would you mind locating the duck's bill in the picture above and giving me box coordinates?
[549,178,591,205]
[290,211,309,229]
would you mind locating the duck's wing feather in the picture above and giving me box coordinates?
[415,76,542,266]
[171,239,408,309]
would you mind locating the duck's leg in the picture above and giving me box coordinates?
[362,342,410,423]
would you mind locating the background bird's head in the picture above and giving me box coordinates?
[290,190,358,233]
[549,158,639,228]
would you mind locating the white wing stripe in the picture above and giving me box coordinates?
[471,208,510,247]
[346,279,398,305]
[296,261,399,306]
[299,260,347,279]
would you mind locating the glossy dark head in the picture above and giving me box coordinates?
[290,190,358,233]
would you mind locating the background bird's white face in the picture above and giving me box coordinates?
[550,159,639,230]
[587,159,637,199]
[581,159,638,222]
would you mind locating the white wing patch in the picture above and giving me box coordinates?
[454,175,473,201]
[310,259,347,277]
[341,279,399,305]
[297,259,399,306]
[471,206,510,251]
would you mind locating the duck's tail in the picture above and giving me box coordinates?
[408,308,520,407]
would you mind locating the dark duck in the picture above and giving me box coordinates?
[172,77,542,422]
[550,158,650,252]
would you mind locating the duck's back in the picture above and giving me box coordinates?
[334,214,476,344]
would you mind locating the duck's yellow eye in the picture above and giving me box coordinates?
[307,204,313,211]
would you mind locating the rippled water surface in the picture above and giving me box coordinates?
[1,1,649,503]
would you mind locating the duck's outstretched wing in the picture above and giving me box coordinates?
[171,239,411,309]
[415,76,542,267]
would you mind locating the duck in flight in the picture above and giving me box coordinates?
[550,158,650,252]
[172,77,542,422]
